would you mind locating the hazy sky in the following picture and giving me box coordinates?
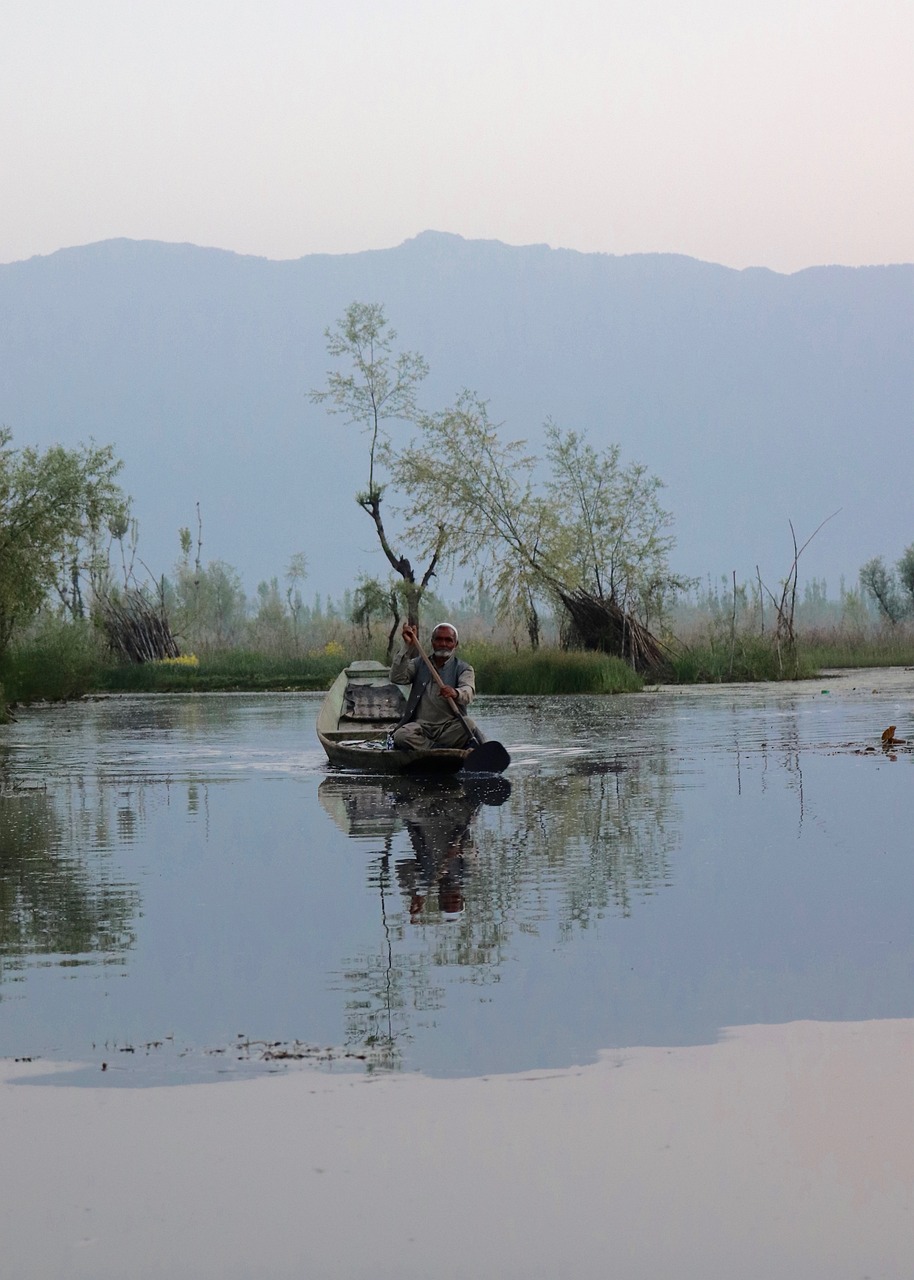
[3,0,912,271]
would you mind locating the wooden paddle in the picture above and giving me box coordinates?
[409,633,510,774]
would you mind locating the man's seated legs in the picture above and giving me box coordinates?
[392,718,478,750]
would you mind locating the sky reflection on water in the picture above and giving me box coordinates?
[1,682,913,1084]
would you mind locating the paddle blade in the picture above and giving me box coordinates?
[461,740,511,774]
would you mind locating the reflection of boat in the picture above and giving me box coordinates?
[316,660,477,775]
[318,771,512,839]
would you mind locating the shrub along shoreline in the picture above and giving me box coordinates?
[0,637,643,709]
[4,627,914,717]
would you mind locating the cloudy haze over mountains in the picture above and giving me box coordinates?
[4,1,911,605]
[2,232,911,601]
[4,3,913,274]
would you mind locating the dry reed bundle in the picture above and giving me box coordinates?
[98,589,180,663]
[558,588,669,674]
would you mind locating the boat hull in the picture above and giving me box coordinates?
[319,737,471,774]
[316,660,474,775]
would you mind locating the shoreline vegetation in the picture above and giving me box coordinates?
[3,364,910,720]
[5,337,913,718]
[4,623,914,717]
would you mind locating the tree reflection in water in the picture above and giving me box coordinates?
[0,770,138,986]
[320,757,678,1065]
[321,775,509,1066]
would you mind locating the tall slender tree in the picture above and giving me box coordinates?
[311,303,442,625]
[313,304,682,661]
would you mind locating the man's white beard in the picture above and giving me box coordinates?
[432,648,452,659]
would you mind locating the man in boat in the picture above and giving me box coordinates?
[389,621,479,751]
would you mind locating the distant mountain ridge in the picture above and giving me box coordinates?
[1,232,911,599]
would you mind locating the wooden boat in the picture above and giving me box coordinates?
[316,661,473,774]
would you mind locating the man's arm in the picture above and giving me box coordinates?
[389,648,418,685]
[390,620,420,685]
[453,663,475,708]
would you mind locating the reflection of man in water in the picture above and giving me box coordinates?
[394,784,482,921]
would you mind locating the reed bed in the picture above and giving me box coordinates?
[667,625,914,683]
[666,636,818,683]
[96,650,346,693]
[7,620,914,711]
[801,629,914,670]
[100,646,643,697]
[0,621,101,704]
[0,633,346,702]
[465,646,643,695]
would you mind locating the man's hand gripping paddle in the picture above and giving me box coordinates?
[409,634,511,774]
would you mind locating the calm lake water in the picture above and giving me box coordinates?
[2,679,913,1086]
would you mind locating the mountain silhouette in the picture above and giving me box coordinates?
[2,231,911,599]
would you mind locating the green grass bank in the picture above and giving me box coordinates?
[668,629,914,683]
[1,629,644,704]
[665,636,818,683]
[461,645,643,695]
[5,622,914,710]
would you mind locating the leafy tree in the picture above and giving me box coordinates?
[457,575,498,628]
[860,549,914,623]
[0,429,125,657]
[313,304,681,655]
[285,552,308,639]
[397,393,682,650]
[860,555,902,622]
[168,556,247,650]
[310,303,442,624]
[351,575,403,657]
[395,391,549,644]
[542,421,682,626]
[251,577,289,653]
[896,545,914,615]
